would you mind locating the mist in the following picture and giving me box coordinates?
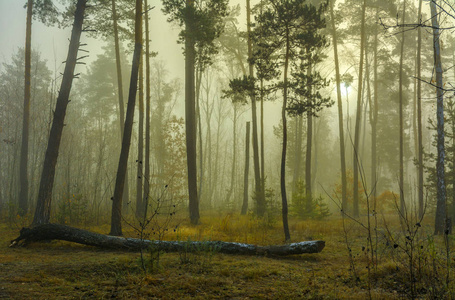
[1,0,455,298]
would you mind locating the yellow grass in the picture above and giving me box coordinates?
[0,212,453,299]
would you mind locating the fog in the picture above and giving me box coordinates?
[0,0,452,232]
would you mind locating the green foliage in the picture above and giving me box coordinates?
[161,0,229,70]
[291,181,330,220]
[29,0,59,26]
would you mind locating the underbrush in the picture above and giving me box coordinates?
[0,213,453,299]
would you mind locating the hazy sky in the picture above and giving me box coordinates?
[0,0,286,134]
[0,1,187,83]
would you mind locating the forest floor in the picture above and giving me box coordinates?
[0,212,453,299]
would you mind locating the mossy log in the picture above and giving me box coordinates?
[10,223,325,256]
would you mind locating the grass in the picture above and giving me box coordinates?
[0,212,452,299]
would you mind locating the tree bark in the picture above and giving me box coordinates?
[372,6,379,212]
[416,0,424,220]
[242,121,251,215]
[292,115,303,195]
[280,29,291,242]
[329,0,347,212]
[110,0,142,236]
[246,0,264,217]
[431,1,447,235]
[398,0,406,215]
[225,104,238,204]
[185,0,199,225]
[353,0,366,218]
[19,0,33,216]
[32,0,87,225]
[10,223,325,255]
[143,0,151,221]
[111,0,129,211]
[136,54,144,218]
[305,62,313,214]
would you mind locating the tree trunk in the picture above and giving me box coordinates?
[225,104,237,204]
[110,0,142,236]
[196,66,204,206]
[280,29,291,242]
[185,0,199,225]
[353,0,366,218]
[19,0,33,216]
[372,6,379,212]
[246,0,264,217]
[329,0,347,212]
[431,1,446,235]
[260,79,266,206]
[242,121,251,215]
[416,0,424,220]
[143,0,151,221]
[292,115,303,195]
[398,0,406,215]
[10,223,325,255]
[136,55,144,218]
[32,0,87,226]
[111,0,130,211]
[305,62,313,214]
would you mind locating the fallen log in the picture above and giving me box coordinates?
[9,223,325,256]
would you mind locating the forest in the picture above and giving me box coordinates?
[1,0,455,298]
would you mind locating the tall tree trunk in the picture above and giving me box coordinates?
[329,0,347,212]
[19,0,33,216]
[260,79,265,205]
[185,0,199,225]
[292,115,303,195]
[143,0,151,221]
[371,7,379,211]
[246,0,264,216]
[416,0,424,220]
[280,29,291,242]
[242,121,251,215]
[353,0,366,218]
[111,0,129,211]
[110,0,142,236]
[305,62,313,214]
[225,104,237,204]
[136,55,144,218]
[195,66,204,206]
[431,1,446,235]
[398,0,406,215]
[32,0,87,226]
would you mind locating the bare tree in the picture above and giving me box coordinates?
[32,0,87,225]
[110,0,142,236]
[19,0,33,216]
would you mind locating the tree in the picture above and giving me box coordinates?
[18,0,59,217]
[32,0,87,225]
[0,48,52,218]
[18,0,33,216]
[398,0,407,215]
[246,0,265,217]
[416,0,424,220]
[162,0,228,224]
[109,0,142,236]
[142,0,152,221]
[329,0,347,213]
[431,0,446,235]
[353,0,366,218]
[252,0,330,241]
[242,121,251,215]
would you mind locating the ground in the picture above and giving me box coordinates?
[0,213,452,299]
